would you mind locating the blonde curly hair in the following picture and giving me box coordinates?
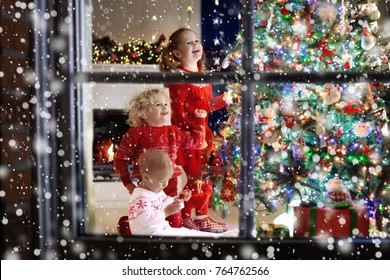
[124,88,170,127]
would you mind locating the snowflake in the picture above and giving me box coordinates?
[129,205,135,215]
[151,202,160,210]
[324,212,332,222]
[136,199,147,209]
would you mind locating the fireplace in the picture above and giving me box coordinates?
[93,109,129,181]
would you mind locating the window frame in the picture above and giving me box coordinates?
[32,0,390,259]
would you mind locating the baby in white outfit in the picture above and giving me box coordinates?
[128,149,237,237]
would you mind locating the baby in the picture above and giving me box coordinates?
[129,149,236,237]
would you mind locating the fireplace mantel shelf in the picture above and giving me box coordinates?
[91,64,164,110]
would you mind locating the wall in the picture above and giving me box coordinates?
[0,0,34,259]
[92,0,201,43]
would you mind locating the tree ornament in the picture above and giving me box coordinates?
[381,122,389,137]
[209,151,226,176]
[371,82,381,90]
[298,111,311,126]
[282,113,295,129]
[376,125,384,143]
[319,48,334,64]
[317,38,335,64]
[359,3,381,21]
[341,52,354,69]
[362,145,371,155]
[220,179,237,202]
[259,19,268,27]
[228,114,241,130]
[338,0,352,36]
[260,125,279,145]
[294,62,304,72]
[311,112,326,136]
[336,127,343,138]
[254,57,265,72]
[343,100,364,114]
[325,178,352,208]
[291,35,301,51]
[381,52,389,64]
[258,108,276,124]
[355,120,372,137]
[318,3,338,24]
[292,137,306,159]
[361,26,376,51]
[280,7,291,19]
[366,83,375,104]
[322,84,341,105]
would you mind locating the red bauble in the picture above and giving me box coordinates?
[260,19,268,27]
[362,145,371,155]
[281,8,289,16]
[371,82,381,90]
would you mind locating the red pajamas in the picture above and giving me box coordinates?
[114,122,205,227]
[167,67,227,220]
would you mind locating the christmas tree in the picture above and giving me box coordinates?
[210,0,390,235]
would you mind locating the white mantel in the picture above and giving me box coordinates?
[91,64,164,110]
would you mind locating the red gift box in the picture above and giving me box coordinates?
[293,206,369,237]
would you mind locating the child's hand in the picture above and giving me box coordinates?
[176,189,192,201]
[126,183,136,195]
[194,109,207,118]
[164,201,182,217]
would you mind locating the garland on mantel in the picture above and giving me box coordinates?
[92,34,166,64]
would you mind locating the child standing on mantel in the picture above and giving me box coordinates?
[114,88,207,229]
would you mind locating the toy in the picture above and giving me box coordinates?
[324,178,353,208]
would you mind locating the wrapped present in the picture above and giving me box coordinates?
[257,223,290,238]
[293,206,369,237]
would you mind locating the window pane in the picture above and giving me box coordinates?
[84,77,240,237]
[222,81,389,238]
[81,0,390,240]
[222,1,390,73]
